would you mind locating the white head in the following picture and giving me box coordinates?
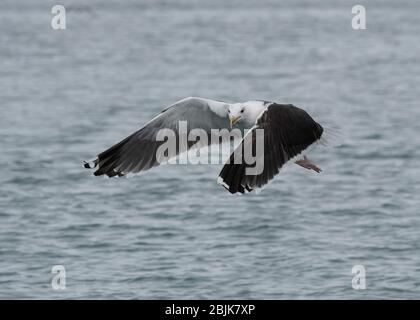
[228,101,267,128]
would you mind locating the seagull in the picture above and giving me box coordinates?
[84,97,324,194]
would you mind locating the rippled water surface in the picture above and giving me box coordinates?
[1,0,420,299]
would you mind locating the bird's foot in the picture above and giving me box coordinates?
[295,156,322,173]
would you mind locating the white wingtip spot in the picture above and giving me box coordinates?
[83,160,95,169]
[217,176,230,189]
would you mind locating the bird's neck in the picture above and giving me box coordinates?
[244,101,268,126]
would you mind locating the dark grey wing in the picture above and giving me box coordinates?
[218,103,324,194]
[86,97,230,177]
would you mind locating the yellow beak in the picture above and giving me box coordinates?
[229,116,240,128]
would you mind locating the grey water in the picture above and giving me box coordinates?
[1,0,420,299]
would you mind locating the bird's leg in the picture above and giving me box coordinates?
[295,156,322,173]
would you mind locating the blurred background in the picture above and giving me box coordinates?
[1,0,420,299]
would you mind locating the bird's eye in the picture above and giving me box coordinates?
[241,110,244,113]
[228,110,230,114]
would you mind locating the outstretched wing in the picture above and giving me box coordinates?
[86,97,230,177]
[217,103,324,194]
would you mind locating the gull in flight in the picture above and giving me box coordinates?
[84,97,324,194]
